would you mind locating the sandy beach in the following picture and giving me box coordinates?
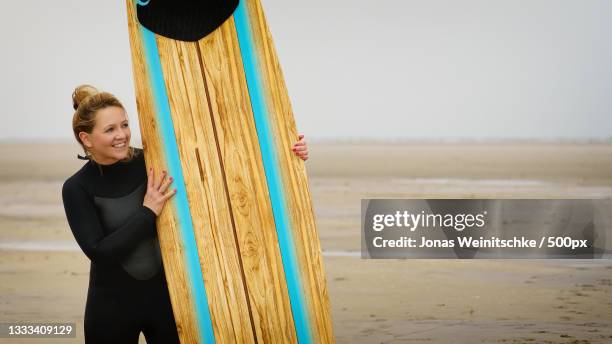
[1,141,612,343]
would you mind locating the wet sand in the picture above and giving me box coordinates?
[1,141,612,343]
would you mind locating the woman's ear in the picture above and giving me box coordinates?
[79,132,93,148]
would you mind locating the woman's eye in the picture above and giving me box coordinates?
[106,128,114,133]
[122,123,129,128]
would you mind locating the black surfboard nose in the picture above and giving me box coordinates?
[136,0,239,42]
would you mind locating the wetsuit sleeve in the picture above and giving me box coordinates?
[62,178,157,263]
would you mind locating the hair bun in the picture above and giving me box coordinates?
[72,85,99,110]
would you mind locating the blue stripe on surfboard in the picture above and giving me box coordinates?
[234,1,313,343]
[139,24,216,344]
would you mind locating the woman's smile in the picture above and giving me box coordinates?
[83,106,132,165]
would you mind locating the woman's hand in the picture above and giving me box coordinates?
[143,168,177,216]
[292,134,309,161]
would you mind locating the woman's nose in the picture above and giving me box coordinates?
[116,128,129,140]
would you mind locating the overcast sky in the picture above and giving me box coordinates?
[1,0,610,142]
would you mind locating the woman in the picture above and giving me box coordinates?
[62,85,309,343]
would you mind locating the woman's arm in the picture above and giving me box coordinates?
[62,178,157,264]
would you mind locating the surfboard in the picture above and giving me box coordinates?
[125,0,334,343]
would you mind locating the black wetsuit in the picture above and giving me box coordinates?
[62,148,180,344]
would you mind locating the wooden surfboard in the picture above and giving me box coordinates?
[125,0,334,343]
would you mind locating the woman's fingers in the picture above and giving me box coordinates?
[148,168,173,192]
[154,170,166,190]
[292,134,305,147]
[159,175,174,194]
[148,168,154,189]
[162,188,178,201]
[292,141,305,152]
[143,169,176,216]
[291,134,308,161]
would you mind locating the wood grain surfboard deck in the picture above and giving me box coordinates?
[125,0,334,342]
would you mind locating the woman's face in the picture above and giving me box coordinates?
[81,106,131,165]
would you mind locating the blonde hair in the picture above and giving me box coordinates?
[71,85,135,162]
